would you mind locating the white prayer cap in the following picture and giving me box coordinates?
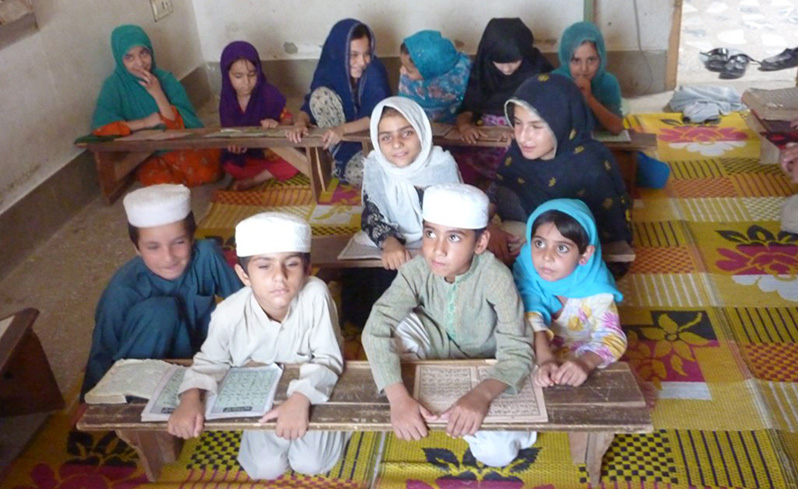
[235,212,311,257]
[123,184,191,228]
[422,183,489,229]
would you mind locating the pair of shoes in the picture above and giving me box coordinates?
[720,54,758,79]
[759,48,798,71]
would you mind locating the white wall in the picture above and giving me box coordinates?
[0,0,203,214]
[191,0,675,62]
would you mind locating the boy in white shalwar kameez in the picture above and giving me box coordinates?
[167,212,347,480]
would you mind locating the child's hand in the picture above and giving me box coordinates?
[553,358,592,386]
[439,388,491,438]
[780,143,798,183]
[227,145,247,154]
[321,126,345,150]
[260,392,310,440]
[385,383,434,441]
[167,389,205,439]
[135,69,165,98]
[458,124,484,145]
[534,360,559,388]
[573,76,592,98]
[286,124,309,144]
[381,237,411,270]
[144,112,162,129]
[486,224,521,264]
[260,118,279,129]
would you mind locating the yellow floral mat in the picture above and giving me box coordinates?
[3,112,798,488]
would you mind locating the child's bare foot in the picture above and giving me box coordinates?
[231,170,275,191]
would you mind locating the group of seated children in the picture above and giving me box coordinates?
[83,180,626,480]
[92,17,625,191]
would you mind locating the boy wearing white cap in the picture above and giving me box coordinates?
[82,184,242,396]
[168,212,346,480]
[362,183,535,467]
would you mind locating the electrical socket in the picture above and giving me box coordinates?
[150,0,174,22]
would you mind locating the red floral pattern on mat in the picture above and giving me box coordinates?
[715,226,798,275]
[656,118,747,143]
[14,463,146,489]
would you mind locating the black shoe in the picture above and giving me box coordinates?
[700,47,731,72]
[719,54,757,79]
[758,48,798,71]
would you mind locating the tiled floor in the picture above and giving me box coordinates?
[1,0,797,477]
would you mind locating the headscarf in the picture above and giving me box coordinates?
[399,30,471,123]
[498,73,632,244]
[362,97,461,243]
[300,19,392,165]
[552,22,622,118]
[460,18,553,117]
[92,25,202,130]
[513,199,622,323]
[218,41,287,166]
[219,41,286,127]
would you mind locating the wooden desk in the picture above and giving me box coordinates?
[77,360,651,484]
[76,127,335,204]
[0,308,64,416]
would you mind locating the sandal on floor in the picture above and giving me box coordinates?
[700,47,731,72]
[719,54,756,79]
[758,47,798,71]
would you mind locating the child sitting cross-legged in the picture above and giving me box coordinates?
[167,212,347,480]
[362,183,536,467]
[512,199,626,388]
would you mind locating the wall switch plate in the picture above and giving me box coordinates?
[150,0,173,22]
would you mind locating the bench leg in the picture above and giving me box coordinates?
[307,147,332,203]
[116,430,183,482]
[93,152,150,204]
[569,431,614,486]
[0,330,64,416]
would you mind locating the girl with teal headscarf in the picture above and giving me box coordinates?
[552,22,625,134]
[512,199,626,388]
[398,30,471,124]
[92,25,220,187]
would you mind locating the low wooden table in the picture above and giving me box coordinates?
[0,308,64,416]
[77,360,651,484]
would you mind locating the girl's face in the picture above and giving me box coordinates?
[377,113,422,168]
[349,36,372,80]
[530,222,593,282]
[400,52,423,81]
[228,59,258,98]
[512,103,556,160]
[123,45,152,75]
[569,41,600,82]
[493,60,522,76]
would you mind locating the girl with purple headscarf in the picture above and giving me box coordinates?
[219,41,298,190]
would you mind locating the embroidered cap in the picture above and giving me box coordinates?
[422,183,489,229]
[235,212,311,257]
[123,184,191,228]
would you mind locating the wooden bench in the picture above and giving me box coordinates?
[76,127,337,204]
[77,360,651,484]
[0,308,64,416]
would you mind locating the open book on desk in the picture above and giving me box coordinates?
[85,359,175,404]
[141,364,283,421]
[593,129,631,143]
[337,231,421,260]
[414,363,548,423]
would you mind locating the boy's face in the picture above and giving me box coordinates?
[399,52,423,81]
[228,59,258,98]
[377,113,422,168]
[349,36,372,80]
[136,221,193,281]
[421,222,489,283]
[512,103,556,161]
[530,222,594,282]
[235,252,309,321]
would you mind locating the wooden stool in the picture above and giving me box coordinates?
[0,308,65,416]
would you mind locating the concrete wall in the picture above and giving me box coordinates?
[0,0,203,216]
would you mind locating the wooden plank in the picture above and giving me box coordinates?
[270,147,310,178]
[310,235,382,270]
[665,0,684,91]
[602,240,636,263]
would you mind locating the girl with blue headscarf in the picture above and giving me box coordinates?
[513,199,626,388]
[286,19,391,186]
[552,22,624,134]
[92,25,221,187]
[398,30,471,124]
